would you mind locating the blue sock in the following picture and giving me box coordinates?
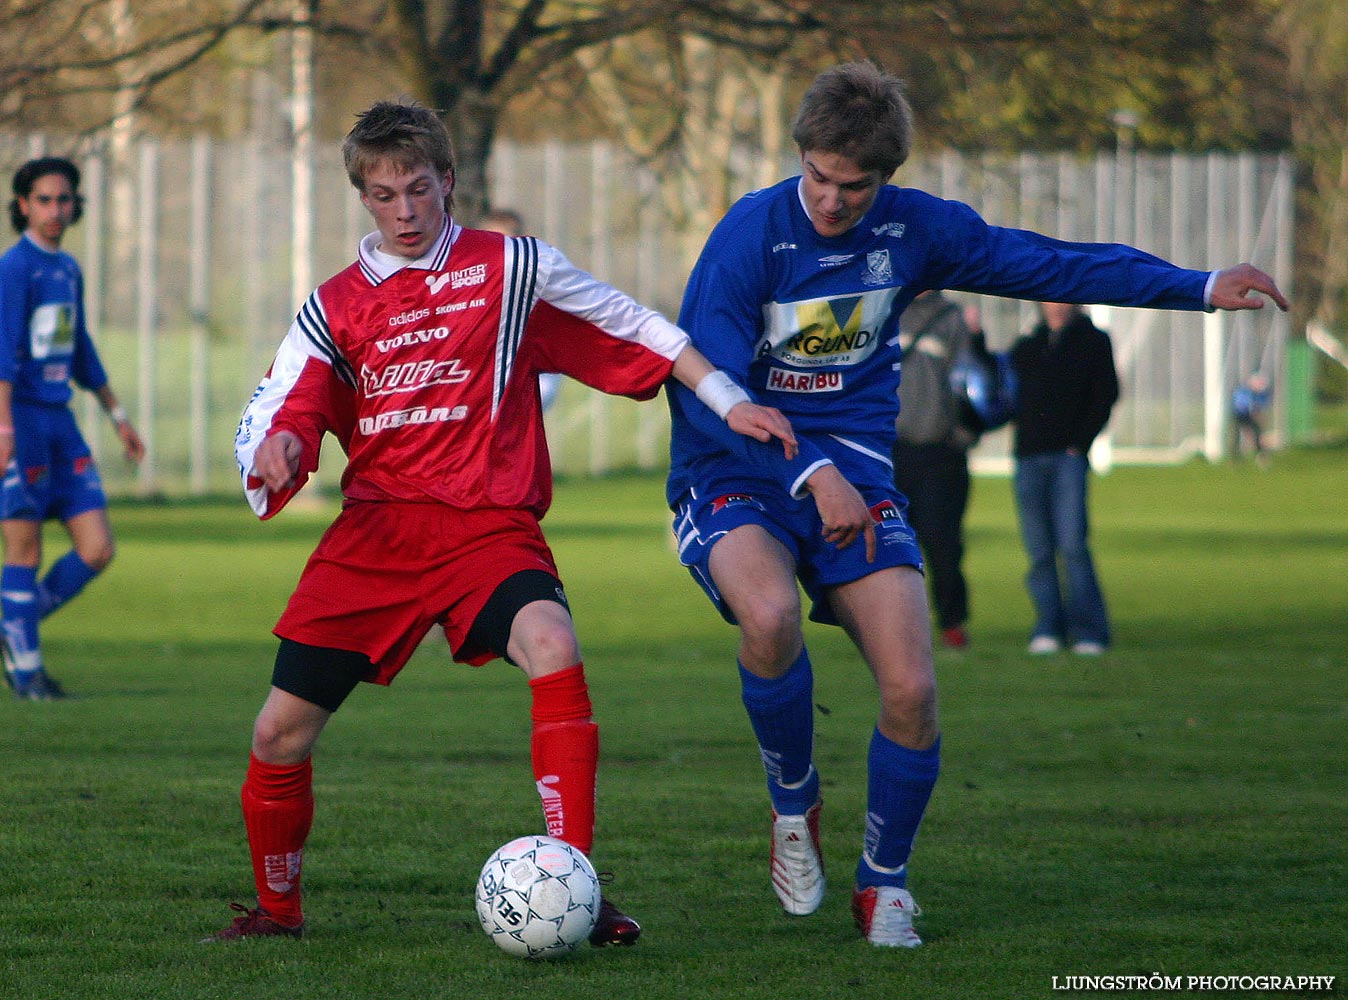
[37,551,100,619]
[2,564,43,682]
[856,729,941,889]
[739,650,818,814]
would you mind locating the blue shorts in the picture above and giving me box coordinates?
[1,403,107,522]
[672,479,923,627]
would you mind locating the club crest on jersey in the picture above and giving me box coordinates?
[767,368,842,393]
[863,249,893,286]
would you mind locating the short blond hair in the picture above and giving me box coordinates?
[343,101,455,208]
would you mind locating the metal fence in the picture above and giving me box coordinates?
[0,132,1294,496]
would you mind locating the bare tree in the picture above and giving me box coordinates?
[379,1,842,221]
[0,0,280,132]
[1,0,1301,297]
[1274,0,1348,337]
[3,1,1288,214]
[569,33,794,268]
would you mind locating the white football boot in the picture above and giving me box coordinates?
[851,885,923,948]
[770,799,825,915]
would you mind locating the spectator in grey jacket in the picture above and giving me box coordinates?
[893,290,978,650]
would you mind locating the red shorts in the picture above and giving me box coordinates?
[274,501,560,683]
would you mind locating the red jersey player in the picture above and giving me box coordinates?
[206,101,796,945]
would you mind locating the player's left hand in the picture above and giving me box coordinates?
[252,431,304,492]
[727,402,798,460]
[117,421,146,464]
[1209,263,1290,312]
[803,464,877,562]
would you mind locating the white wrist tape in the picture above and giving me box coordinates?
[109,405,129,425]
[695,370,751,420]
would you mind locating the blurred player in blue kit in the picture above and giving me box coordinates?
[0,157,144,700]
[667,60,1288,946]
[1231,371,1271,464]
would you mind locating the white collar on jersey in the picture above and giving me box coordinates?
[356,217,458,285]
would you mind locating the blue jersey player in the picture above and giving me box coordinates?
[667,61,1288,947]
[0,158,144,700]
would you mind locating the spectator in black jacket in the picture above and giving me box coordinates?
[1009,302,1119,656]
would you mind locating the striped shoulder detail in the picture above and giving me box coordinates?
[493,235,540,418]
[296,291,356,388]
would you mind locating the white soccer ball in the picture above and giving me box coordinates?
[474,835,601,959]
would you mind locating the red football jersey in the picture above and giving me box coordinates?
[236,222,685,518]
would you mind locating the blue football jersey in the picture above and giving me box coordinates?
[667,177,1210,504]
[0,234,109,407]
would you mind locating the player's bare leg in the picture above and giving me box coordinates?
[509,600,641,946]
[829,566,938,946]
[2,517,66,699]
[204,688,330,941]
[711,526,826,915]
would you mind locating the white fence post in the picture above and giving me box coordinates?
[135,139,159,495]
[189,136,212,495]
[1204,311,1226,462]
[0,134,1297,492]
[82,150,106,466]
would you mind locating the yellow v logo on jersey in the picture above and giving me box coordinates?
[757,287,901,368]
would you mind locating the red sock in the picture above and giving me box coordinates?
[240,752,313,926]
[529,664,598,856]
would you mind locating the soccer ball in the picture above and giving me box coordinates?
[474,835,601,959]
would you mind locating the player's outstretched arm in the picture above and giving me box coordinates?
[1208,263,1290,312]
[251,430,304,492]
[671,343,798,459]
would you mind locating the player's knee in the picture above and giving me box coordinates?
[71,536,115,576]
[76,538,115,573]
[512,616,582,674]
[251,712,318,764]
[250,716,290,761]
[878,672,937,722]
[735,591,800,646]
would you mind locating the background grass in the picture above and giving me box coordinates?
[1,445,1345,999]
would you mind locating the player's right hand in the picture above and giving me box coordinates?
[803,464,876,562]
[727,402,798,460]
[1209,263,1290,312]
[252,431,303,491]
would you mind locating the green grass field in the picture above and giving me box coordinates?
[2,446,1345,999]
